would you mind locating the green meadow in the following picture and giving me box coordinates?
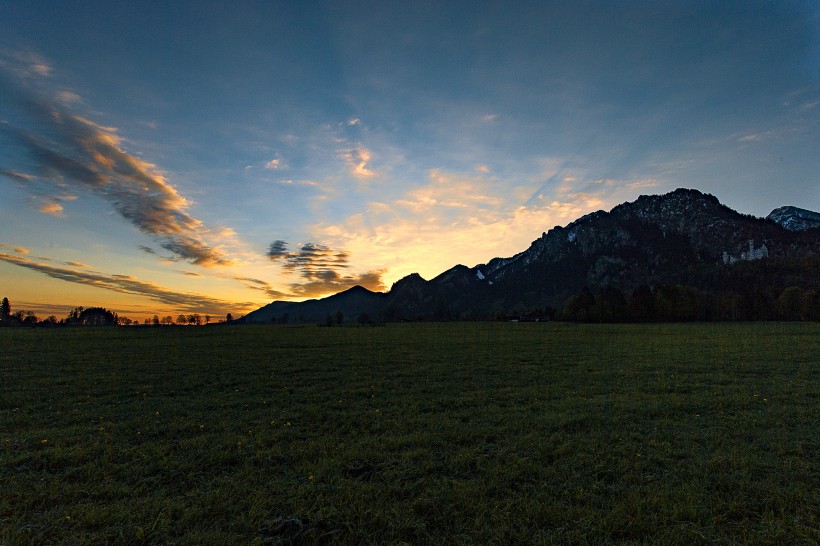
[1,323,817,544]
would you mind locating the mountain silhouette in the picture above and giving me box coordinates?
[244,188,819,323]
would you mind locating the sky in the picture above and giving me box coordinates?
[1,1,819,321]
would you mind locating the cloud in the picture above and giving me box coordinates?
[158,236,232,266]
[315,168,653,286]
[0,251,251,314]
[0,169,36,182]
[63,261,90,268]
[266,240,385,298]
[266,240,290,259]
[233,276,291,300]
[289,269,385,298]
[339,147,376,178]
[395,169,502,215]
[0,243,30,254]
[0,72,233,267]
[38,200,64,216]
[56,91,81,104]
[264,159,280,169]
[0,50,52,78]
[346,118,361,126]
[267,241,350,275]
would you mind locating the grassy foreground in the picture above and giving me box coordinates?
[1,322,817,544]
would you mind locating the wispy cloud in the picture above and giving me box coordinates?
[0,49,52,78]
[0,251,251,314]
[316,168,652,285]
[233,276,291,300]
[339,147,376,178]
[56,90,81,104]
[264,159,280,169]
[0,169,36,182]
[266,240,385,297]
[267,241,350,273]
[0,243,30,254]
[37,200,64,216]
[396,169,502,214]
[0,62,233,267]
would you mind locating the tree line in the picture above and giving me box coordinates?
[0,297,234,327]
[559,284,819,322]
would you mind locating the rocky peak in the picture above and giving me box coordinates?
[767,206,820,231]
[389,273,427,293]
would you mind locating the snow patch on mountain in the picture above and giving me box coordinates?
[767,206,820,231]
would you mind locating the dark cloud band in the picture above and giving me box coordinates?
[0,76,231,267]
[267,240,384,297]
[0,251,249,314]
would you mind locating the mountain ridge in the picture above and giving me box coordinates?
[243,188,819,323]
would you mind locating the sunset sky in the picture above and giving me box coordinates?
[2,1,819,321]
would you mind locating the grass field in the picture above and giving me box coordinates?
[1,322,818,544]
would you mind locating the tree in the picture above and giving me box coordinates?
[597,286,627,322]
[226,313,233,322]
[778,286,804,321]
[205,315,210,324]
[628,285,655,322]
[66,307,84,325]
[562,286,597,322]
[0,297,10,321]
[76,307,116,326]
[177,314,187,325]
[152,315,160,326]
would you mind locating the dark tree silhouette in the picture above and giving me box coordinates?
[0,297,10,321]
[76,307,117,326]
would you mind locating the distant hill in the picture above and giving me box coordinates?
[242,188,819,324]
[767,206,820,231]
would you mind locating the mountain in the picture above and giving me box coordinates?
[243,188,819,324]
[243,284,384,324]
[767,206,820,231]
